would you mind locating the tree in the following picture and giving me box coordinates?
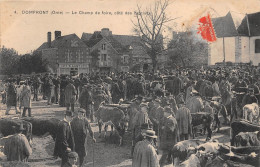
[167,31,208,68]
[133,0,176,73]
[0,46,19,75]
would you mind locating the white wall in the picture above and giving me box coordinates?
[209,37,236,65]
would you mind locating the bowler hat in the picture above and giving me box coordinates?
[65,110,73,117]
[143,130,157,138]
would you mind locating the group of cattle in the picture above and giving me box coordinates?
[168,119,260,167]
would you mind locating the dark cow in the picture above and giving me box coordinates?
[171,139,206,166]
[22,117,61,140]
[231,120,260,146]
[94,103,129,146]
[234,131,260,147]
[0,118,32,144]
[191,112,213,140]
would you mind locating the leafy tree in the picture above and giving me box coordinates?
[167,31,208,68]
[0,46,19,75]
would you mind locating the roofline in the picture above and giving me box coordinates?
[90,38,119,54]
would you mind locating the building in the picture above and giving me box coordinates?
[81,28,163,73]
[208,11,260,66]
[37,31,91,75]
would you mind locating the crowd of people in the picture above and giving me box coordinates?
[1,64,260,166]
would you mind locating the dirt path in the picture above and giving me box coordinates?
[0,98,230,167]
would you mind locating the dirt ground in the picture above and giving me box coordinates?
[0,98,230,167]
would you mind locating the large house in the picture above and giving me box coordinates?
[36,28,165,75]
[81,28,156,73]
[208,12,260,66]
[37,31,91,75]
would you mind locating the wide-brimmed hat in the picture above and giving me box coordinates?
[77,108,86,113]
[143,130,157,138]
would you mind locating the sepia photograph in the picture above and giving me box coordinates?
[0,0,260,166]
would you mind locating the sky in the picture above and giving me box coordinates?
[0,0,260,54]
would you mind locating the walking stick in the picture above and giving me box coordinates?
[92,141,95,167]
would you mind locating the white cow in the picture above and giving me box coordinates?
[243,103,259,124]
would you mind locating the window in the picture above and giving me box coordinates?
[102,43,106,50]
[122,55,129,64]
[76,50,84,63]
[256,39,260,53]
[101,54,107,61]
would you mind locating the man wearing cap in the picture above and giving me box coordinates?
[176,100,192,141]
[242,88,258,108]
[149,98,164,136]
[4,124,32,162]
[132,129,159,167]
[71,108,96,167]
[159,106,179,166]
[65,80,77,112]
[62,150,78,167]
[54,110,75,166]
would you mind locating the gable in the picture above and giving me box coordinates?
[237,12,260,37]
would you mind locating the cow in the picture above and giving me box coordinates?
[22,117,61,140]
[191,112,213,140]
[171,139,206,166]
[234,131,260,147]
[243,103,259,124]
[178,140,220,167]
[94,102,129,146]
[0,118,32,145]
[231,120,260,146]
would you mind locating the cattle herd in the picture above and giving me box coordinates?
[0,65,260,166]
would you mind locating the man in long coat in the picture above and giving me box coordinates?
[176,101,192,141]
[54,111,75,166]
[4,124,32,162]
[132,130,159,167]
[21,83,32,117]
[159,106,179,166]
[79,85,94,121]
[65,80,77,112]
[5,79,20,115]
[71,108,96,166]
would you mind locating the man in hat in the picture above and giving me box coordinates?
[129,95,143,130]
[159,106,179,166]
[242,88,258,108]
[62,150,78,167]
[131,102,153,157]
[132,129,159,167]
[21,82,32,117]
[5,79,20,115]
[111,77,122,104]
[71,108,96,167]
[4,124,32,162]
[79,84,94,121]
[54,110,75,166]
[149,98,164,136]
[52,74,61,104]
[65,79,77,112]
[176,100,192,141]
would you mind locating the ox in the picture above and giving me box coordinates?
[231,120,260,146]
[0,118,32,145]
[94,103,129,146]
[22,117,61,140]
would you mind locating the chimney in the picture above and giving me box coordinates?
[47,32,51,48]
[55,31,61,39]
[101,28,112,37]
